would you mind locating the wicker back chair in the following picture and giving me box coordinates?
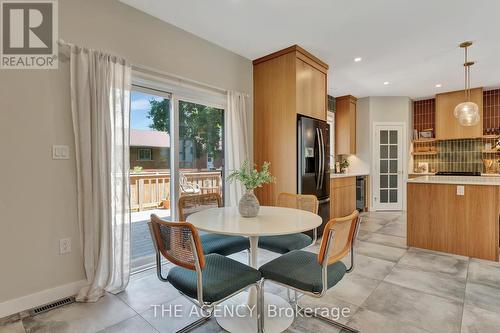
[149,214,262,333]
[318,210,360,266]
[178,193,222,221]
[149,214,205,271]
[258,192,319,254]
[258,210,361,333]
[177,193,250,257]
[276,193,319,214]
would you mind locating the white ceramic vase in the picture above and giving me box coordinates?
[239,190,260,217]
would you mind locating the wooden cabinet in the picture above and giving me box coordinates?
[253,45,328,205]
[330,177,356,219]
[435,88,483,140]
[296,57,327,121]
[335,95,357,155]
[408,182,499,261]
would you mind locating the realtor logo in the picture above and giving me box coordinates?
[1,0,58,69]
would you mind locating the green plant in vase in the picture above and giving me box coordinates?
[340,159,350,173]
[227,160,275,217]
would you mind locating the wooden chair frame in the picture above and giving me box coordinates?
[259,210,361,333]
[149,214,263,333]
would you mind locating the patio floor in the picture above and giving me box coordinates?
[131,209,170,263]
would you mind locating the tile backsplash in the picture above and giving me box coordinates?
[413,138,498,173]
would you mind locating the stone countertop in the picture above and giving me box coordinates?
[330,172,369,179]
[407,175,500,186]
[409,172,436,175]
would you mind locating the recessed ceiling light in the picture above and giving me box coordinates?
[383,81,389,85]
[435,83,442,88]
[354,57,362,62]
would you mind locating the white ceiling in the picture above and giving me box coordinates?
[120,0,500,99]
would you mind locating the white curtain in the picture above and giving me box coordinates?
[69,45,131,302]
[225,91,250,206]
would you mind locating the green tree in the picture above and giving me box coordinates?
[147,99,170,132]
[147,99,223,169]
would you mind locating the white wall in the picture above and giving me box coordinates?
[0,0,252,313]
[349,97,412,210]
[347,97,371,174]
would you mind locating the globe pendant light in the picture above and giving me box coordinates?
[454,41,479,126]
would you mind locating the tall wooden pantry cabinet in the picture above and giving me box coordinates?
[253,45,329,205]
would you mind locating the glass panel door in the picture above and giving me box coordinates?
[178,100,224,200]
[374,125,403,210]
[128,81,226,272]
[129,87,172,270]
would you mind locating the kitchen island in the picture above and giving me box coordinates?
[407,175,500,261]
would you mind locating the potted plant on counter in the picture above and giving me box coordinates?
[227,160,275,217]
[340,158,350,174]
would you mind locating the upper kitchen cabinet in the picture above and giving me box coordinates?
[435,88,483,140]
[253,45,328,205]
[296,56,327,121]
[335,95,357,155]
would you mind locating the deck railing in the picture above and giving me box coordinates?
[130,170,223,211]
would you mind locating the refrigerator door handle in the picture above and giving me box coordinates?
[318,127,325,189]
[297,118,302,194]
[315,128,322,190]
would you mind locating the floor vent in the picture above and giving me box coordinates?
[29,297,75,316]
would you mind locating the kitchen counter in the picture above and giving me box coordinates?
[330,172,369,179]
[409,172,436,176]
[407,175,500,186]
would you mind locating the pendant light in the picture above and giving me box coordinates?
[454,41,479,126]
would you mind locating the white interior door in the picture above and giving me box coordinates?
[373,125,403,210]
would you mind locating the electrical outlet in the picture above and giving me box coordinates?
[456,185,465,196]
[59,238,71,255]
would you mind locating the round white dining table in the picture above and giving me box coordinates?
[187,206,322,333]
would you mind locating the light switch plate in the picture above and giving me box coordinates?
[457,185,465,196]
[52,145,69,160]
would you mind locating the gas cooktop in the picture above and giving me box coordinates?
[435,171,481,176]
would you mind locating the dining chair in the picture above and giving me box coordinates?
[258,192,319,254]
[258,210,361,333]
[178,193,250,256]
[149,215,263,333]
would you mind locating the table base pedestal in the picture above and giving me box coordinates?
[215,292,294,333]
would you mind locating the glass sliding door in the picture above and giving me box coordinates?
[129,86,172,270]
[177,99,225,201]
[128,80,226,272]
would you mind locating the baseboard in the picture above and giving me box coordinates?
[0,279,88,319]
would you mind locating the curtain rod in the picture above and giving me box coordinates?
[58,39,250,98]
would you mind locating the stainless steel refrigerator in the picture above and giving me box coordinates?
[297,115,330,235]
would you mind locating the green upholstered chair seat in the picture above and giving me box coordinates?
[200,233,249,256]
[167,254,261,303]
[259,250,346,294]
[258,233,312,254]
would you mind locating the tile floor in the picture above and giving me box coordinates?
[2,211,500,333]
